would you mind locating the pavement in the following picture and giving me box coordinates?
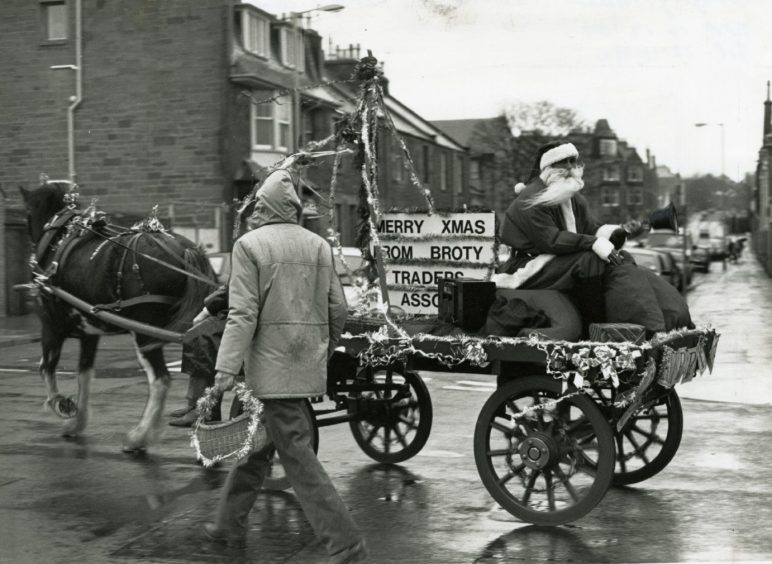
[0,310,42,348]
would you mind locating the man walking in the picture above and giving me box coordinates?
[204,168,367,564]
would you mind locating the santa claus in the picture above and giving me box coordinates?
[495,141,691,335]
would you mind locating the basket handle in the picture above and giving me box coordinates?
[196,381,261,423]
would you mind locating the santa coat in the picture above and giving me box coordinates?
[496,177,617,289]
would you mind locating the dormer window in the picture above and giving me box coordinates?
[280,27,304,71]
[242,10,270,58]
[599,139,617,157]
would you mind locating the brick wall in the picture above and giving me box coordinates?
[0,0,232,226]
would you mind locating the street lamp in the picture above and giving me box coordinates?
[289,4,345,153]
[694,122,725,179]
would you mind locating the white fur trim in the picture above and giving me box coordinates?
[592,237,615,260]
[595,224,620,240]
[540,143,578,170]
[514,182,526,195]
[492,254,555,289]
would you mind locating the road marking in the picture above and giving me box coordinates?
[443,385,496,392]
[0,368,30,372]
[457,380,495,387]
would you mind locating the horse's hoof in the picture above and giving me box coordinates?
[121,444,147,455]
[47,396,79,419]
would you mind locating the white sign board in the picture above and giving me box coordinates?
[377,212,497,315]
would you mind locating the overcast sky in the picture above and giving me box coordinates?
[251,0,772,182]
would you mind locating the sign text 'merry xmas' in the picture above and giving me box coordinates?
[377,212,496,315]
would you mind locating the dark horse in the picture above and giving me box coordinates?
[20,182,217,452]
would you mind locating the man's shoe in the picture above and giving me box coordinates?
[329,540,368,564]
[168,408,199,428]
[168,404,195,418]
[203,522,246,549]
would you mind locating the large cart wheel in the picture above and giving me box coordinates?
[229,396,318,491]
[474,375,615,526]
[348,365,432,463]
[612,389,683,486]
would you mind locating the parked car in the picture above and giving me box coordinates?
[625,247,681,290]
[642,229,707,276]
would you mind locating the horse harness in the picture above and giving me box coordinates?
[32,208,183,313]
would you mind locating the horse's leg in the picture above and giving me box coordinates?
[123,341,170,452]
[40,323,67,415]
[62,335,99,437]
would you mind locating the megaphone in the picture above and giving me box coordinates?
[646,202,679,231]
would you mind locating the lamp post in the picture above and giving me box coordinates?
[289,4,344,153]
[694,122,725,179]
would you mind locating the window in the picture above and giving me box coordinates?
[469,160,480,185]
[439,152,449,192]
[599,139,617,157]
[391,138,405,182]
[280,27,304,70]
[627,187,644,206]
[251,91,292,151]
[242,10,270,58]
[455,155,464,195]
[421,145,431,183]
[627,165,643,182]
[603,165,620,182]
[601,187,620,207]
[42,1,67,41]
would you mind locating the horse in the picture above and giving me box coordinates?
[20,182,217,452]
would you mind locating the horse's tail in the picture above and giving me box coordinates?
[163,245,216,335]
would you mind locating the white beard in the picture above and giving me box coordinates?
[525,166,585,208]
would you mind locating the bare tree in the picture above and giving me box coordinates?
[506,100,585,137]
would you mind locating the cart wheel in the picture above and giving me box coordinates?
[474,375,615,526]
[612,389,683,486]
[348,366,432,463]
[228,396,319,491]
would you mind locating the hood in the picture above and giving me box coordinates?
[249,169,303,228]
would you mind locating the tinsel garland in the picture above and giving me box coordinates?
[190,382,266,468]
[131,205,171,234]
[379,233,497,243]
[383,206,494,215]
[345,325,717,407]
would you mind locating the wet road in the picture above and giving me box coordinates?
[1,253,771,563]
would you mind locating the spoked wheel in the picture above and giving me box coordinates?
[348,365,432,463]
[611,389,683,486]
[474,375,615,526]
[229,396,319,491]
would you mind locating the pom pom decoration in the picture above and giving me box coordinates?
[514,182,526,195]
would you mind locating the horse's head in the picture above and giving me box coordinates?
[19,183,69,243]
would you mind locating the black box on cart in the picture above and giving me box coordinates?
[438,278,496,331]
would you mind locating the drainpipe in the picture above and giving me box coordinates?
[51,0,82,185]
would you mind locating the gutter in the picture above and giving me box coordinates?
[52,0,82,184]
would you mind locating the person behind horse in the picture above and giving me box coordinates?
[496,141,692,335]
[203,169,367,563]
[167,284,230,426]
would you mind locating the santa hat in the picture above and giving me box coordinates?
[539,143,578,170]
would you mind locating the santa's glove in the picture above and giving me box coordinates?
[609,227,629,250]
[592,237,616,261]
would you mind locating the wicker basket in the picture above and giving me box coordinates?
[192,383,269,465]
